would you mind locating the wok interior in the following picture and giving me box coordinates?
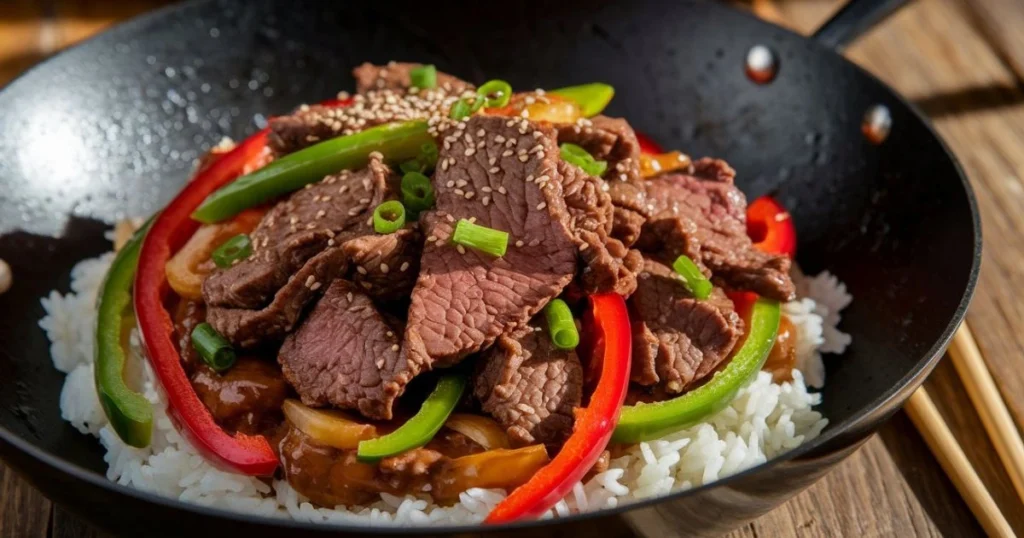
[0,0,976,511]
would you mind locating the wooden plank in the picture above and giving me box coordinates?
[50,506,108,538]
[0,463,51,538]
[956,0,1024,83]
[0,0,52,86]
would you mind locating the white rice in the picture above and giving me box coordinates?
[41,244,850,525]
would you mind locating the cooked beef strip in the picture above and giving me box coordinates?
[402,115,577,379]
[353,61,472,95]
[343,228,422,301]
[635,158,796,301]
[473,321,583,452]
[557,116,642,184]
[278,280,405,420]
[204,154,412,347]
[629,258,744,392]
[269,64,472,155]
[558,160,642,296]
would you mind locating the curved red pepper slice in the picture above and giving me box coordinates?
[134,129,279,476]
[747,195,797,258]
[636,131,663,156]
[485,293,631,523]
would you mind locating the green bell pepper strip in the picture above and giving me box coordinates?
[549,83,615,118]
[356,373,466,463]
[192,120,432,224]
[611,297,781,443]
[94,219,154,448]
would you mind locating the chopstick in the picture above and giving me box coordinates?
[948,323,1024,506]
[904,387,1015,537]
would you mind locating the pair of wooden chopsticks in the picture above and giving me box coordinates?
[904,323,1024,537]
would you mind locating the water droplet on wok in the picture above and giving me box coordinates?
[862,105,892,144]
[745,45,778,84]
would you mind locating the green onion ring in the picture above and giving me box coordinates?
[373,201,407,234]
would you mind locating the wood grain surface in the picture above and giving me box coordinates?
[2,0,1024,536]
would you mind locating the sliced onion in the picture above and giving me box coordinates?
[433,445,549,503]
[165,209,262,299]
[444,413,510,450]
[283,399,379,449]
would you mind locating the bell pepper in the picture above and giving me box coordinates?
[636,131,663,156]
[192,120,433,224]
[94,219,154,448]
[612,297,781,443]
[747,195,797,258]
[486,293,631,523]
[357,373,466,463]
[548,83,615,118]
[134,128,281,475]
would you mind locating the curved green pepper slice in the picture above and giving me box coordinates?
[192,120,433,224]
[94,219,154,448]
[612,297,781,443]
[549,83,615,118]
[356,373,466,463]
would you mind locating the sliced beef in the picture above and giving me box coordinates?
[558,160,642,296]
[629,258,744,392]
[343,228,422,301]
[204,154,403,346]
[353,62,472,95]
[278,280,405,420]
[635,158,795,301]
[269,63,471,155]
[473,321,583,452]
[557,115,642,184]
[403,115,578,380]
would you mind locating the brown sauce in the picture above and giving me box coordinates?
[763,315,798,383]
[172,299,207,373]
[191,359,289,436]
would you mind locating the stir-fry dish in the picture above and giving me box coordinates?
[48,62,847,523]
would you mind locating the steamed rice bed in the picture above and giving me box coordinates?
[41,248,848,525]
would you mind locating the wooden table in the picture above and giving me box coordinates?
[2,0,1023,536]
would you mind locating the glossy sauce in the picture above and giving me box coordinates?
[191,359,289,435]
[763,315,798,383]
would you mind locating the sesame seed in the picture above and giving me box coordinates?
[305,223,316,229]
[347,292,354,302]
[376,359,385,368]
[526,174,535,183]
[391,344,400,352]
[498,186,507,194]
[489,166,500,173]
[289,216,298,225]
[339,185,349,193]
[441,159,450,171]
[446,180,455,188]
[315,209,326,219]
[322,195,332,202]
[579,242,590,251]
[519,110,529,118]
[529,239,540,247]
[427,234,438,242]
[465,191,475,199]
[468,216,477,223]
[537,174,550,183]
[508,138,518,146]
[357,266,367,275]
[518,154,529,162]
[327,239,335,246]
[446,214,455,222]
[443,140,451,150]
[518,148,528,156]
[482,196,491,206]
[532,131,543,139]
[456,179,467,187]
[529,144,543,154]
[477,140,486,148]
[400,262,410,272]
[380,263,389,273]
[506,120,517,127]
[515,240,524,247]
[456,245,466,254]
[537,202,547,210]
[476,128,485,137]
[482,186,493,193]
[310,281,322,291]
[367,217,373,226]
[502,150,513,157]
[304,275,316,287]
[464,147,475,156]
[359,198,370,205]
[454,188,465,196]
[536,151,546,159]
[495,135,506,143]
[368,151,383,160]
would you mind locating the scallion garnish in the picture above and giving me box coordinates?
[449,96,487,121]
[451,219,508,257]
[419,141,439,170]
[211,234,253,268]
[191,323,236,372]
[373,201,407,234]
[410,64,437,89]
[672,255,713,300]
[544,299,579,350]
[560,143,608,177]
[477,79,513,108]
[401,172,435,215]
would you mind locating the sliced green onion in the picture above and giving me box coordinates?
[560,143,608,177]
[544,299,579,350]
[420,141,439,170]
[451,219,508,257]
[400,160,424,174]
[549,83,615,117]
[477,79,512,108]
[373,200,407,234]
[401,172,435,214]
[672,255,713,300]
[211,234,253,268]
[191,323,236,372]
[450,98,473,120]
[409,64,437,89]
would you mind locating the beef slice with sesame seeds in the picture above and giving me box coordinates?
[353,62,472,95]
[403,115,577,376]
[472,320,583,451]
[343,227,422,301]
[635,158,796,301]
[557,115,642,184]
[558,160,642,296]
[278,280,405,420]
[629,258,743,392]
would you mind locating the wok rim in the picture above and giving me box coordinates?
[0,0,982,533]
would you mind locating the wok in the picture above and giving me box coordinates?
[0,0,980,535]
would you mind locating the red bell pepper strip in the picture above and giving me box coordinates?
[747,196,797,258]
[134,128,280,476]
[636,131,663,156]
[485,293,631,523]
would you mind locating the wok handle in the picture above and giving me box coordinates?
[811,0,911,51]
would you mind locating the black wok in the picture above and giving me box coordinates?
[0,0,980,536]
